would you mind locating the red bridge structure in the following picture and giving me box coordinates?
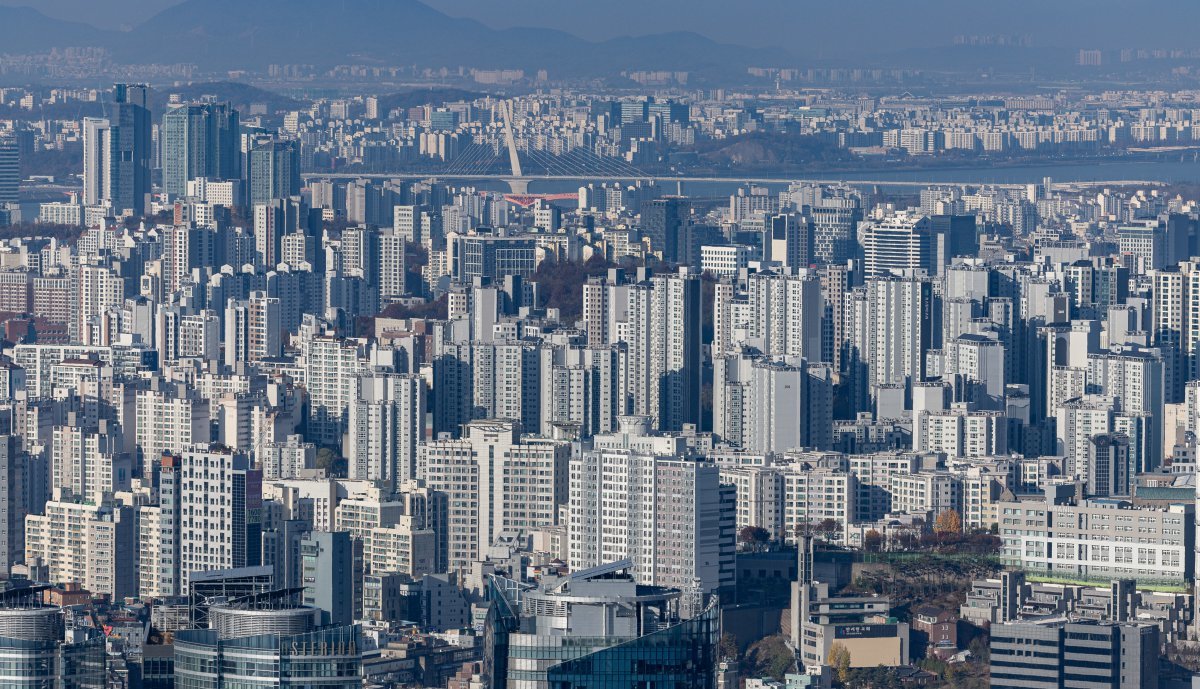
[502,192,579,207]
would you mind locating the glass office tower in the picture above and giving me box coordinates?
[0,586,105,689]
[483,560,720,689]
[174,588,361,688]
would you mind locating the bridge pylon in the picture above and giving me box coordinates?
[504,178,531,194]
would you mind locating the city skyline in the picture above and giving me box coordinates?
[0,3,1198,689]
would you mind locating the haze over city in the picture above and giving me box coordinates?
[0,2,1196,689]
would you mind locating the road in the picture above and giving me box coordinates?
[300,172,1165,192]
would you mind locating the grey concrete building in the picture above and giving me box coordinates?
[990,619,1158,689]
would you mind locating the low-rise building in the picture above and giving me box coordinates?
[989,619,1158,689]
[997,484,1193,588]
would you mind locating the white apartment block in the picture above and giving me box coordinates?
[363,519,437,578]
[569,445,735,593]
[135,382,211,478]
[745,269,823,361]
[177,445,257,590]
[50,419,130,504]
[720,465,785,539]
[919,405,1008,458]
[420,420,568,573]
[849,452,921,522]
[700,244,749,277]
[780,462,856,538]
[301,335,371,446]
[259,434,315,481]
[890,472,962,519]
[345,372,426,485]
[224,291,281,367]
[26,500,135,599]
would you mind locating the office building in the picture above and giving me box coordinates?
[792,537,909,670]
[484,562,719,689]
[0,586,106,688]
[998,485,1193,587]
[247,139,301,211]
[300,531,354,626]
[449,234,540,282]
[990,620,1158,689]
[641,197,689,264]
[174,589,360,688]
[0,136,17,205]
[764,212,812,270]
[81,84,150,216]
[859,211,932,278]
[161,102,241,198]
[808,195,862,265]
[0,436,28,578]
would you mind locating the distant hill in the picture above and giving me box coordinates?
[0,0,788,81]
[148,82,303,117]
[0,6,113,54]
[375,89,484,115]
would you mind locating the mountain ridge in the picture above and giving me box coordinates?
[0,0,788,80]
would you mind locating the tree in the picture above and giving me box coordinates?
[943,661,959,683]
[892,531,918,551]
[315,447,346,477]
[718,632,738,661]
[828,642,852,685]
[863,529,884,553]
[815,518,841,543]
[745,635,794,680]
[934,509,962,535]
[0,222,85,245]
[968,634,990,663]
[739,525,771,550]
[530,255,616,321]
[854,666,899,688]
[380,293,448,320]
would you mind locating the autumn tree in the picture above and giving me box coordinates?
[739,525,771,550]
[933,509,962,535]
[828,642,852,685]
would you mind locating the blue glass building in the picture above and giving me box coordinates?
[174,589,361,688]
[483,560,720,689]
[0,586,105,688]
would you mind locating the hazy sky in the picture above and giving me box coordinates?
[0,0,175,29]
[421,0,1200,54]
[3,0,1199,56]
